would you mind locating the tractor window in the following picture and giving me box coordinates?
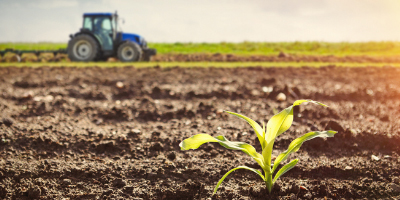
[102,18,112,31]
[94,17,112,32]
[83,17,93,31]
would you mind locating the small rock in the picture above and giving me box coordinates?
[33,96,42,102]
[371,155,380,161]
[366,89,374,96]
[43,95,54,102]
[344,166,353,170]
[62,179,71,185]
[391,183,400,192]
[276,93,286,101]
[116,81,124,89]
[28,185,41,199]
[128,129,141,137]
[216,109,224,115]
[262,86,273,93]
[251,89,260,96]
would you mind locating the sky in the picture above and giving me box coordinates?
[1,0,400,43]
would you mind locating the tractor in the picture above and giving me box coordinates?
[67,11,156,62]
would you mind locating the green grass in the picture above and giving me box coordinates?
[150,41,400,56]
[1,61,399,68]
[2,41,400,56]
[0,42,66,51]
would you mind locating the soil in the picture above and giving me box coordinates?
[152,53,400,63]
[3,52,400,63]
[1,65,400,199]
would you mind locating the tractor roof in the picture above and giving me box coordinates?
[83,13,113,17]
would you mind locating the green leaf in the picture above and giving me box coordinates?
[179,134,218,150]
[265,99,324,144]
[225,111,266,149]
[213,166,265,195]
[263,100,327,170]
[273,159,298,183]
[261,140,275,172]
[180,134,265,168]
[272,130,337,173]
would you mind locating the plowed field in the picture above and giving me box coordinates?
[1,66,400,199]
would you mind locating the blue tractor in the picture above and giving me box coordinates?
[67,12,156,62]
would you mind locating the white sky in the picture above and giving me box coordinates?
[1,0,400,43]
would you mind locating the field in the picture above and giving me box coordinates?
[3,41,400,56]
[1,41,400,199]
[1,63,400,199]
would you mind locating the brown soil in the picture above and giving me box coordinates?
[1,66,400,199]
[152,53,400,63]
[3,52,400,63]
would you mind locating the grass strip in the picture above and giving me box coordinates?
[1,62,399,68]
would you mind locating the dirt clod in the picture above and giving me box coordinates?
[2,117,14,126]
[325,120,345,133]
[28,185,41,199]
[113,178,127,188]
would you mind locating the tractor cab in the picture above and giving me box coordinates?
[67,11,156,62]
[82,13,115,51]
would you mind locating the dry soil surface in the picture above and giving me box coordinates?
[1,66,400,199]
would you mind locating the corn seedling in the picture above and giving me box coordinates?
[179,100,337,194]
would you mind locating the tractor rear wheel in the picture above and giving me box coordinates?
[67,34,100,62]
[117,42,142,62]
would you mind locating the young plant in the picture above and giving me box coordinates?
[179,100,337,194]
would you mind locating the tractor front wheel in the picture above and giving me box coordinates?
[67,34,100,62]
[117,42,142,62]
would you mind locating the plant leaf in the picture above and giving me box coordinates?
[225,111,265,149]
[263,100,327,169]
[265,99,324,144]
[225,111,266,149]
[273,159,298,183]
[179,134,218,150]
[180,134,265,168]
[272,130,337,173]
[261,139,275,172]
[213,166,265,195]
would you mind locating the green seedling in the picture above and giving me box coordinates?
[179,100,337,194]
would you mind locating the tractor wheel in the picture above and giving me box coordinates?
[117,42,142,62]
[67,34,100,62]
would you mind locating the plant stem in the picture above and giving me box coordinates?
[265,172,273,193]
